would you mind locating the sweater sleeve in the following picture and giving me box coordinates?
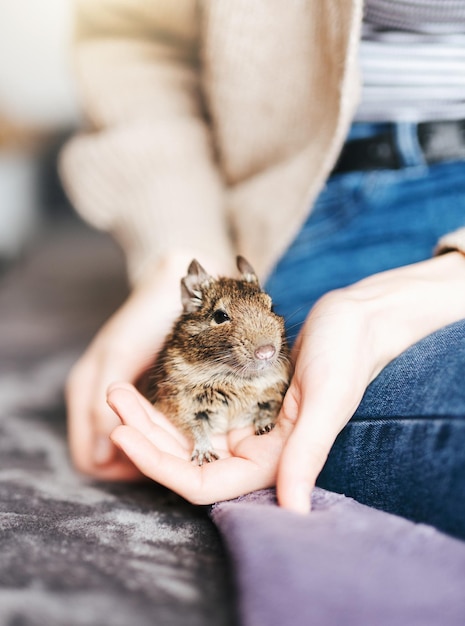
[59,0,235,284]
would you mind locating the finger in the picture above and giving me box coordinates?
[107,382,190,446]
[109,384,235,460]
[111,425,276,505]
[107,385,190,458]
[89,346,160,466]
[107,383,188,446]
[66,367,142,479]
[276,370,365,514]
[90,393,122,467]
[66,355,144,471]
[90,358,149,463]
[66,361,103,471]
[78,456,144,481]
[277,432,332,514]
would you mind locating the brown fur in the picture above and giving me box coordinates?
[146,257,291,465]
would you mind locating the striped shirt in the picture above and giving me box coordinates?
[355,0,465,122]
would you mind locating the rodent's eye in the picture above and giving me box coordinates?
[212,309,230,324]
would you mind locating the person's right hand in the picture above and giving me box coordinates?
[66,250,228,480]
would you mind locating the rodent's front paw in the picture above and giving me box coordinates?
[254,422,275,436]
[191,448,220,466]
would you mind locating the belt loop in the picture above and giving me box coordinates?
[393,122,427,167]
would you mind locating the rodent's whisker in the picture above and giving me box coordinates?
[283,304,310,323]
[285,320,305,333]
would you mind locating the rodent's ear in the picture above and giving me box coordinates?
[180,259,212,313]
[237,256,260,286]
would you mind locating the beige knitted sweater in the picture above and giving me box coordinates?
[60,0,465,285]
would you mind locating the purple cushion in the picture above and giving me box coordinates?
[211,488,465,626]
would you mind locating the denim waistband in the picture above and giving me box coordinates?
[338,121,465,172]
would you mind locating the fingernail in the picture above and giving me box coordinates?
[291,483,311,514]
[94,436,113,465]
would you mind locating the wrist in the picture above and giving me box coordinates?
[342,252,465,375]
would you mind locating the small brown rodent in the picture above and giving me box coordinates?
[146,256,291,465]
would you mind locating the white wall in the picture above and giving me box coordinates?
[0,0,82,257]
[0,0,80,129]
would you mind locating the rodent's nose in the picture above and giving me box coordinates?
[254,344,276,361]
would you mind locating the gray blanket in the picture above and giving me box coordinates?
[0,219,236,626]
[2,218,465,626]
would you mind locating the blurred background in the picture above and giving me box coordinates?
[0,0,81,264]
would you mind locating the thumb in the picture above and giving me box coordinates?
[276,374,364,514]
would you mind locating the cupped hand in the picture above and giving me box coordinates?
[108,382,291,503]
[106,293,374,504]
[276,252,465,512]
[66,251,230,480]
[105,253,465,508]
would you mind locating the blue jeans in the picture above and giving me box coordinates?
[265,123,465,539]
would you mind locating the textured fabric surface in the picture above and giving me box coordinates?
[364,0,465,29]
[61,0,363,283]
[0,219,236,626]
[359,0,465,122]
[3,218,465,626]
[212,489,465,626]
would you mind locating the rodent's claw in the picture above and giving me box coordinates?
[255,422,275,436]
[191,449,220,466]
